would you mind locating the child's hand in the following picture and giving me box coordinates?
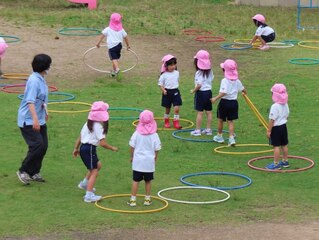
[266,130,271,139]
[163,89,167,95]
[96,43,100,48]
[73,149,79,158]
[210,97,217,103]
[111,146,119,152]
[190,89,195,94]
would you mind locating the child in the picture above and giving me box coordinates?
[73,101,118,203]
[0,37,8,76]
[190,50,214,136]
[250,14,275,51]
[158,54,182,129]
[128,110,161,207]
[211,59,246,146]
[96,12,131,78]
[266,83,289,170]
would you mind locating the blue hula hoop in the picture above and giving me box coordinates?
[180,172,252,190]
[172,128,232,143]
[109,107,143,120]
[18,92,75,102]
[288,58,319,65]
[221,43,252,50]
[0,35,21,43]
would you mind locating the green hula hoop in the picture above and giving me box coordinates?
[221,43,252,50]
[109,107,143,120]
[58,27,101,36]
[0,35,21,43]
[18,92,75,102]
[288,58,319,65]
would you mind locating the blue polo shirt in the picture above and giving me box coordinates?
[17,72,48,127]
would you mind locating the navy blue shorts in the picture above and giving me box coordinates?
[133,170,154,182]
[194,90,212,111]
[217,99,238,121]
[261,32,275,43]
[161,88,182,108]
[270,124,288,147]
[80,144,99,170]
[108,43,122,60]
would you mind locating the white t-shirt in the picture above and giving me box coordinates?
[80,122,105,146]
[219,78,245,100]
[129,131,161,172]
[194,70,214,91]
[255,25,274,36]
[0,37,6,43]
[269,103,289,126]
[158,70,180,89]
[101,27,127,49]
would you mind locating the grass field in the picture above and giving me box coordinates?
[0,0,318,238]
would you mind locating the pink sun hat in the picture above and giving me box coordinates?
[194,50,211,70]
[88,101,109,122]
[109,13,123,31]
[220,59,238,80]
[161,54,175,73]
[0,37,8,58]
[271,83,288,104]
[136,110,157,135]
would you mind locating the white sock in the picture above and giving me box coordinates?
[164,114,170,119]
[130,196,136,201]
[82,178,88,185]
[174,114,179,120]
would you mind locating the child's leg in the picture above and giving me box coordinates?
[217,118,223,134]
[195,111,203,130]
[86,162,101,192]
[206,110,212,130]
[112,59,119,72]
[173,105,179,115]
[165,107,171,115]
[145,180,151,196]
[131,181,139,197]
[282,145,288,160]
[257,36,266,46]
[227,120,235,137]
[273,146,280,164]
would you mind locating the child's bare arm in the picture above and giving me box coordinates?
[96,35,105,48]
[73,135,81,157]
[99,138,118,151]
[211,92,226,103]
[124,36,130,49]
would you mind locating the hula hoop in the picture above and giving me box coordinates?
[180,172,252,190]
[95,194,168,214]
[282,40,300,45]
[83,45,138,73]
[234,38,261,47]
[172,128,231,143]
[132,117,194,131]
[268,42,294,48]
[195,36,225,43]
[157,186,230,204]
[1,73,29,80]
[298,41,319,50]
[182,29,212,36]
[18,92,75,102]
[58,27,101,36]
[221,43,252,50]
[243,94,268,129]
[109,107,143,120]
[288,58,319,65]
[214,144,273,155]
[248,155,315,173]
[0,34,21,43]
[48,101,91,113]
[0,84,58,94]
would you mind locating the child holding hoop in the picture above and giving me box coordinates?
[266,83,289,170]
[250,14,275,51]
[96,12,131,78]
[73,101,118,203]
[0,37,8,76]
[158,54,183,129]
[128,110,161,207]
[190,50,214,136]
[211,59,246,146]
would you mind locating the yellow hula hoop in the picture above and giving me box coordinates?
[243,95,268,129]
[1,73,29,80]
[95,194,169,214]
[132,117,194,131]
[298,41,319,50]
[48,102,91,113]
[233,38,261,48]
[214,144,273,155]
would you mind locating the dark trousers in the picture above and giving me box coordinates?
[19,124,48,176]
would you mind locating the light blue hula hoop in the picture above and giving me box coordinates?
[282,39,299,45]
[58,28,101,36]
[288,58,319,65]
[180,172,252,190]
[221,43,252,50]
[109,107,143,120]
[172,129,233,143]
[18,92,75,102]
[0,35,21,43]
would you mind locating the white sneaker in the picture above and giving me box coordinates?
[190,129,201,136]
[213,135,224,143]
[84,193,102,203]
[78,181,96,192]
[201,129,212,135]
[228,136,236,146]
[16,171,31,185]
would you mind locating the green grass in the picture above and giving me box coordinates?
[1,0,319,238]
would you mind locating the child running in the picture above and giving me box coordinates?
[266,83,290,170]
[158,54,183,129]
[96,12,131,78]
[0,37,8,76]
[128,110,161,207]
[73,101,118,203]
[250,14,275,51]
[211,59,246,146]
[190,50,214,136]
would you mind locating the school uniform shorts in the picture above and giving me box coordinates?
[80,144,99,170]
[270,124,288,147]
[108,43,122,60]
[161,88,182,108]
[194,90,212,111]
[217,99,239,121]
